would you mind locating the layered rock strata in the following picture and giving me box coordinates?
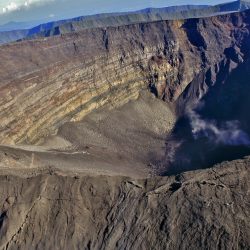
[0,10,250,144]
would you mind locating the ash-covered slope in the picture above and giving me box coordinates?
[0,158,249,249]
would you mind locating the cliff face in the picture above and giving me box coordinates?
[0,158,249,249]
[0,10,250,145]
[0,20,181,144]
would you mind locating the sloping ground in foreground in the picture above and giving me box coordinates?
[0,157,249,249]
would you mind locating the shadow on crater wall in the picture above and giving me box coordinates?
[163,58,250,176]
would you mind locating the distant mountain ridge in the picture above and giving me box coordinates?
[0,0,250,45]
[0,5,208,32]
[19,5,209,37]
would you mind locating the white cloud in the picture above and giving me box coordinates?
[3,2,18,13]
[1,0,54,14]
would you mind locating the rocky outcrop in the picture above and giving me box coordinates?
[0,157,249,249]
[1,10,250,145]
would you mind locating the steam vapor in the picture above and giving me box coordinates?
[187,105,250,146]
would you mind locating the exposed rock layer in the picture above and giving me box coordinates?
[1,10,250,145]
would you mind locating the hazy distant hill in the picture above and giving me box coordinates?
[0,30,28,45]
[0,0,250,45]
[0,20,47,32]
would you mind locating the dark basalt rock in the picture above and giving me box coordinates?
[0,158,249,249]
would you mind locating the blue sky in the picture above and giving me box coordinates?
[0,0,231,25]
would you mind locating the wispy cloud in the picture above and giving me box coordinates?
[1,0,54,14]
